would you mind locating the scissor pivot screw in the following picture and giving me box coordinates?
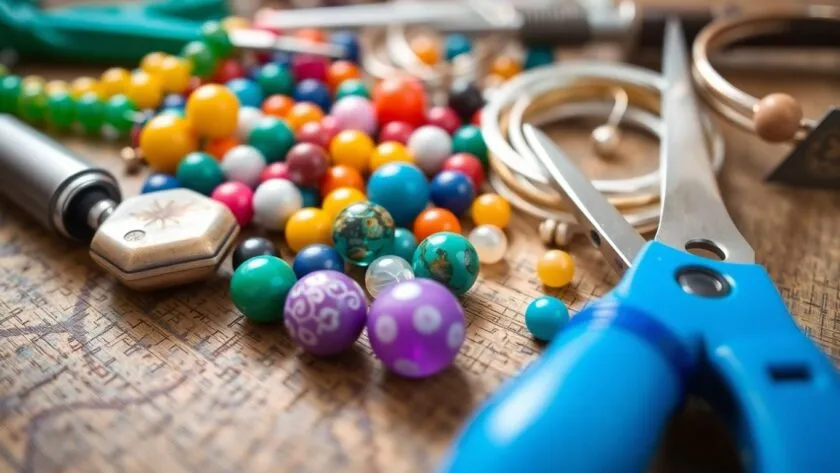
[676,267,730,298]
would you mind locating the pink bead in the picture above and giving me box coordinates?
[320,116,341,143]
[329,96,377,135]
[425,106,462,135]
[211,181,254,227]
[292,54,328,82]
[260,162,290,183]
[296,121,330,149]
[378,121,414,144]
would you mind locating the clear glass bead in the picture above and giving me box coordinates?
[365,255,415,298]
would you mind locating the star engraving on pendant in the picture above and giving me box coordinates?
[131,199,193,229]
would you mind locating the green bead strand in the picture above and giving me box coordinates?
[103,94,138,134]
[46,91,76,130]
[0,75,22,114]
[17,85,48,124]
[75,92,105,135]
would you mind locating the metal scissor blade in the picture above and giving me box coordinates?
[524,125,645,274]
[229,30,347,57]
[657,20,755,263]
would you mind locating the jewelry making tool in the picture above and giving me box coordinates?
[440,20,840,473]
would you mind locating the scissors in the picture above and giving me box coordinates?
[439,19,840,473]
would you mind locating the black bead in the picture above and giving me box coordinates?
[232,237,277,270]
[448,79,485,122]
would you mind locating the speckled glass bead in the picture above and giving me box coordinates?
[177,151,225,195]
[284,270,367,355]
[248,117,295,163]
[230,255,297,323]
[413,232,479,296]
[430,170,474,216]
[331,96,377,135]
[390,227,417,261]
[231,237,277,270]
[365,255,415,298]
[335,79,369,100]
[468,225,507,264]
[200,21,234,58]
[293,244,345,278]
[285,208,333,253]
[181,41,216,78]
[367,279,466,378]
[452,125,488,165]
[211,181,254,226]
[222,145,266,187]
[226,78,263,108]
[45,91,76,129]
[69,76,99,99]
[332,202,396,267]
[237,106,264,140]
[367,162,429,227]
[285,143,329,186]
[75,92,105,133]
[407,125,452,175]
[252,178,303,230]
[293,79,331,112]
[537,250,575,288]
[103,94,137,134]
[141,173,180,193]
[525,296,570,341]
[258,63,294,96]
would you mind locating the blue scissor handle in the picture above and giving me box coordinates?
[440,241,840,473]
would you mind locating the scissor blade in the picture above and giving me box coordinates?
[524,125,645,274]
[657,20,754,263]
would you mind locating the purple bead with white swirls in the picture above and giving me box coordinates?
[283,270,368,356]
[367,279,466,378]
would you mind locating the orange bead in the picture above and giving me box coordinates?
[139,115,198,174]
[205,136,239,160]
[262,94,295,118]
[285,102,324,132]
[372,77,426,127]
[320,165,365,197]
[490,55,522,80]
[369,141,413,171]
[410,35,441,65]
[141,52,168,75]
[413,208,461,242]
[185,84,240,138]
[295,28,327,43]
[326,61,361,92]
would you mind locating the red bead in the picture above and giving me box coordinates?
[320,115,341,143]
[372,77,426,127]
[260,162,290,183]
[211,181,254,227]
[211,59,247,84]
[292,54,328,82]
[442,152,485,190]
[285,143,329,186]
[378,121,414,144]
[425,106,461,134]
[296,121,330,149]
[471,108,482,126]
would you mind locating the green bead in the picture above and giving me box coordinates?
[46,91,76,129]
[181,41,217,78]
[200,21,234,58]
[230,255,297,323]
[257,63,294,96]
[0,64,8,77]
[17,85,48,124]
[176,151,224,195]
[248,117,295,163]
[335,79,370,100]
[74,93,105,135]
[0,75,22,114]
[452,125,488,168]
[412,231,479,296]
[103,94,138,134]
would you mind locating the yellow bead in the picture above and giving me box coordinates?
[471,193,512,228]
[329,130,374,174]
[490,55,522,80]
[537,250,575,288]
[285,102,324,132]
[99,67,131,98]
[158,56,193,94]
[369,141,413,171]
[222,16,250,31]
[125,71,163,109]
[141,52,168,76]
[22,75,45,89]
[185,84,240,139]
[139,115,198,174]
[44,80,69,96]
[70,77,100,99]
[285,208,333,252]
[322,187,366,221]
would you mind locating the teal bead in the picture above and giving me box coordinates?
[390,227,417,261]
[335,79,370,100]
[412,232,479,296]
[452,125,488,167]
[74,93,105,134]
[524,46,555,70]
[445,33,472,61]
[181,41,217,78]
[230,255,297,323]
[200,21,234,58]
[18,85,48,124]
[332,202,396,267]
[248,117,295,163]
[0,75,22,114]
[257,63,294,96]
[46,91,76,129]
[103,94,138,134]
[525,296,570,342]
[176,151,224,195]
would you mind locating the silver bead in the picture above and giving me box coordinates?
[591,124,621,157]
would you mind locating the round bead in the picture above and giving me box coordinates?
[141,173,180,193]
[285,102,324,132]
[44,80,68,96]
[410,35,441,65]
[296,121,330,149]
[754,93,803,143]
[452,125,488,164]
[293,244,344,278]
[468,225,507,264]
[429,170,474,216]
[335,79,369,100]
[329,129,374,173]
[0,75,22,114]
[448,79,484,122]
[211,58,247,84]
[260,94,293,118]
[45,91,76,129]
[222,16,250,31]
[69,77,100,99]
[270,50,293,68]
[524,46,554,70]
[320,115,341,144]
[365,255,415,298]
[330,96,377,135]
[285,208,333,252]
[257,63,294,96]
[253,178,303,230]
[322,187,366,221]
[159,56,192,93]
[285,143,329,186]
[471,193,511,228]
[320,165,365,197]
[425,106,461,135]
[186,84,240,138]
[230,255,297,323]
[537,250,575,288]
[326,60,361,91]
[299,187,320,208]
[370,141,413,171]
[162,93,186,111]
[591,124,621,157]
[445,33,472,61]
[99,67,130,97]
[221,145,266,187]
[442,153,484,190]
[141,52,167,76]
[176,151,224,195]
[284,270,367,355]
[367,279,466,378]
[225,78,263,108]
[293,79,331,112]
[103,94,138,135]
[330,30,361,63]
[414,207,461,241]
[377,121,414,145]
[247,117,295,163]
[490,55,522,80]
[139,115,198,173]
[211,181,254,226]
[205,136,239,160]
[332,202,396,267]
[200,21,234,58]
[292,54,329,83]
[412,232,478,296]
[367,162,429,227]
[237,106,264,140]
[260,162,290,183]
[17,86,48,124]
[407,125,453,175]
[231,237,276,270]
[525,296,569,341]
[373,77,426,127]
[124,71,162,109]
[390,228,418,262]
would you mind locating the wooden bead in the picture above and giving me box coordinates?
[753,93,803,143]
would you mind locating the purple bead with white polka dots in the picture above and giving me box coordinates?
[367,279,466,378]
[283,270,368,356]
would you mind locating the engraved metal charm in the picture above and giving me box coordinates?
[767,108,840,188]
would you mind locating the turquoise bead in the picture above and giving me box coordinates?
[445,33,472,61]
[230,255,297,323]
[335,79,370,100]
[248,117,295,163]
[452,125,488,167]
[525,296,570,342]
[332,202,396,267]
[390,227,417,261]
[103,94,138,134]
[46,91,76,129]
[412,232,479,296]
[74,93,105,134]
[0,75,22,114]
[257,63,294,96]
[200,21,234,58]
[176,151,224,195]
[524,46,555,70]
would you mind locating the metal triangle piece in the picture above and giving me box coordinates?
[766,108,840,188]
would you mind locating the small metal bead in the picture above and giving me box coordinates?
[121,147,145,175]
[753,93,803,143]
[539,219,577,247]
[591,124,621,157]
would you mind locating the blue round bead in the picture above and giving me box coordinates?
[445,33,472,61]
[525,296,570,342]
[524,46,555,70]
[330,30,360,63]
[272,51,294,68]
[247,64,262,81]
[162,93,186,110]
[429,170,474,216]
[141,173,180,193]
[367,162,430,227]
[226,78,263,108]
[292,244,345,278]
[390,227,417,261]
[299,186,321,208]
[293,79,331,112]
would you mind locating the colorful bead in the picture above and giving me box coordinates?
[367,279,466,378]
[490,55,522,80]
[448,79,484,122]
[159,56,192,93]
[390,228,418,262]
[372,77,426,127]
[211,181,254,226]
[257,63,294,96]
[285,208,333,252]
[335,79,370,100]
[365,255,415,298]
[222,16,250,31]
[320,165,365,197]
[186,84,239,138]
[430,170,474,216]
[221,145,267,187]
[125,71,162,109]
[471,193,511,228]
[445,33,472,60]
[293,244,344,278]
[377,121,414,145]
[247,116,295,163]
[252,178,303,230]
[329,129,374,173]
[99,67,130,98]
[270,50,293,68]
[370,141,413,171]
[0,75,22,113]
[260,162,290,183]
[285,143,328,186]
[70,77,100,99]
[162,93,185,110]
[468,225,507,264]
[292,54,329,83]
[425,106,461,135]
[176,151,225,195]
[524,46,554,70]
[293,79,331,112]
[413,232,479,296]
[45,91,76,129]
[452,124,488,165]
[181,40,217,78]
[140,51,167,76]
[205,136,239,160]
[367,162,429,227]
[330,30,361,63]
[231,237,276,270]
[226,78,263,108]
[237,106,264,140]
[141,173,180,193]
[200,21,234,58]
[21,76,44,89]
[525,296,569,341]
[44,80,69,96]
[322,187,366,221]
[139,115,198,173]
[320,115,341,143]
[330,96,377,135]
[413,208,461,242]
[285,102,324,132]
[407,125,452,175]
[230,255,297,323]
[103,94,137,135]
[326,60,361,92]
[17,86,48,124]
[332,202,396,267]
[211,58,247,83]
[283,270,367,355]
[261,94,294,118]
[299,186,321,208]
[296,121,331,149]
[537,250,575,288]
[442,153,484,191]
[410,35,441,65]
[183,77,204,98]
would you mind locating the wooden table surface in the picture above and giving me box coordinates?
[2,1,839,472]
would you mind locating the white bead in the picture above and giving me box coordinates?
[365,255,415,298]
[237,107,264,141]
[468,225,507,264]
[591,124,621,157]
[252,179,302,231]
[407,125,453,175]
[221,145,266,188]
